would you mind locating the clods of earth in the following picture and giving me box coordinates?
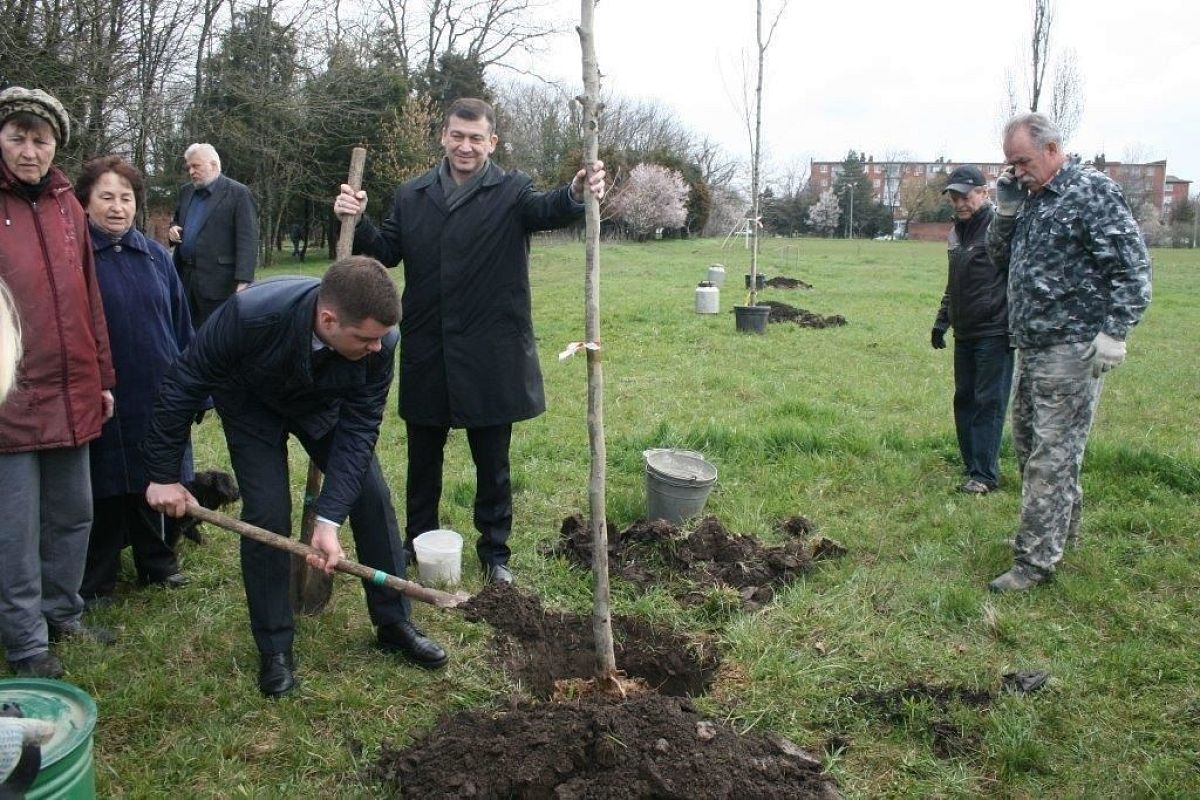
[549,515,846,611]
[372,684,842,799]
[459,583,719,699]
[765,275,814,289]
[368,520,849,797]
[760,300,847,329]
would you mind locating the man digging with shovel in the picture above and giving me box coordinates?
[143,256,448,698]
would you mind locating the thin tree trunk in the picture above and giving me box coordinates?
[748,0,765,306]
[576,0,616,682]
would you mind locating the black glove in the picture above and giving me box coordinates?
[931,328,946,349]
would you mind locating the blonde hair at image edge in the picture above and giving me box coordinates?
[0,280,21,404]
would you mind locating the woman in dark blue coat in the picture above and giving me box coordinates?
[76,156,195,603]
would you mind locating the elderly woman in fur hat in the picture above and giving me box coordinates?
[0,86,118,679]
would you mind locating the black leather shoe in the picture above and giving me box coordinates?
[257,651,296,698]
[377,621,449,669]
[484,563,514,586]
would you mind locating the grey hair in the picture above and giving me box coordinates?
[1003,113,1062,149]
[184,142,221,171]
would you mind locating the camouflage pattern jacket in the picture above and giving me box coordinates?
[986,156,1151,349]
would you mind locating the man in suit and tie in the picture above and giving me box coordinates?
[168,143,259,326]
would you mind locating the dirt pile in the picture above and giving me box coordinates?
[765,275,813,289]
[761,301,847,329]
[372,692,843,799]
[549,515,844,611]
[462,584,720,699]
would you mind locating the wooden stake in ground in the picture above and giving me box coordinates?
[747,0,788,307]
[190,505,467,609]
[290,146,367,615]
[576,0,619,691]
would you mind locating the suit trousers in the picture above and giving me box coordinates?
[220,405,411,655]
[404,422,513,569]
[81,494,181,599]
[179,269,230,330]
[0,446,91,662]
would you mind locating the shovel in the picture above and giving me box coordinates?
[189,505,468,609]
[290,146,367,615]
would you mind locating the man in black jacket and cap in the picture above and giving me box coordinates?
[142,256,447,698]
[931,165,1013,495]
[333,98,606,586]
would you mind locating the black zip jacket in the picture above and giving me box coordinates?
[141,277,398,524]
[933,203,1008,340]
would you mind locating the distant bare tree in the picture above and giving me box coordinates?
[1000,0,1084,143]
[1027,0,1053,111]
[368,0,557,76]
[743,0,788,303]
[1049,48,1083,144]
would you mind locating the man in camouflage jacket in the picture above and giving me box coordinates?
[985,113,1151,592]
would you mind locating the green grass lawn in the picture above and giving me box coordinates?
[71,237,1199,798]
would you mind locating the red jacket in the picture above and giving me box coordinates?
[0,163,115,453]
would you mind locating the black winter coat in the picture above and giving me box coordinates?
[934,203,1008,340]
[354,161,583,427]
[141,277,398,524]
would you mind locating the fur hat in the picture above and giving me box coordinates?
[0,87,70,148]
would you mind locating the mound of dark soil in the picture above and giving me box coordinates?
[372,692,842,799]
[765,276,813,289]
[462,584,719,699]
[761,301,847,329]
[549,515,844,611]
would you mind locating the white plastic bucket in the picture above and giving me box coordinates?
[707,264,726,286]
[412,529,463,586]
[695,282,719,314]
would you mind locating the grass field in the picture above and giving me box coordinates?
[68,237,1199,797]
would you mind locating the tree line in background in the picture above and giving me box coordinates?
[3,0,1193,252]
[0,0,744,263]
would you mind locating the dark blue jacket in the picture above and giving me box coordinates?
[88,223,194,498]
[141,276,398,524]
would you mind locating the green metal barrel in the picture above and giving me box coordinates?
[0,678,97,799]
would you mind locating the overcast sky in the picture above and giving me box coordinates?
[509,0,1199,191]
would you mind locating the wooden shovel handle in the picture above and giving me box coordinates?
[336,146,367,260]
[186,505,468,609]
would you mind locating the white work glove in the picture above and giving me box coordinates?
[1081,332,1126,378]
[0,718,56,782]
[995,168,1028,217]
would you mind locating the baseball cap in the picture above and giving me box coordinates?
[942,165,986,195]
